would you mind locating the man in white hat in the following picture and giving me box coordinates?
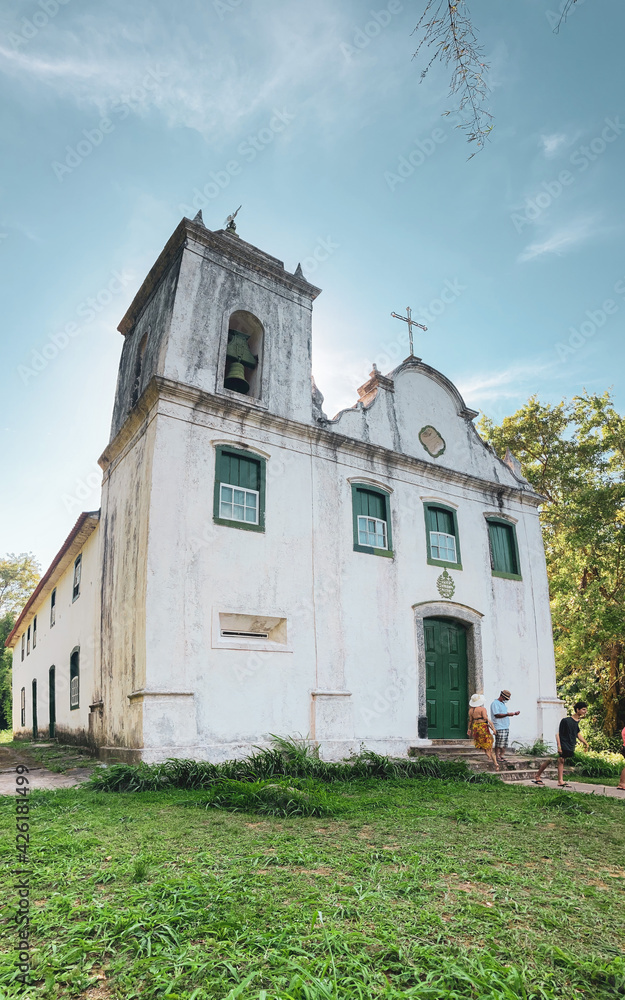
[490,689,520,767]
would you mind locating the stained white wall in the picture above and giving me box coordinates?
[11,528,100,741]
[134,369,559,762]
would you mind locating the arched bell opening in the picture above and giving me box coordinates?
[223,311,264,399]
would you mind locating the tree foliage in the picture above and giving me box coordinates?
[0,553,40,730]
[479,392,625,734]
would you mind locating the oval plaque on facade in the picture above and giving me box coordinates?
[419,425,446,458]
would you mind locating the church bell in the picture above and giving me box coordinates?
[224,329,257,394]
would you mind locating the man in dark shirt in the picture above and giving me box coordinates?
[533,702,589,787]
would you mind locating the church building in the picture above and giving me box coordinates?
[8,216,564,761]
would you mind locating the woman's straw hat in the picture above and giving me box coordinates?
[469,693,485,707]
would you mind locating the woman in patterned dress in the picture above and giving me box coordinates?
[468,694,499,771]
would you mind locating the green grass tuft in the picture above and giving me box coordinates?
[88,744,496,797]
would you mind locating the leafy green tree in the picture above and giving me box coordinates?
[479,392,625,735]
[0,553,41,730]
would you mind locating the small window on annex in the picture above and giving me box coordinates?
[27,625,31,656]
[352,484,393,557]
[20,687,26,727]
[70,649,80,709]
[487,518,521,579]
[21,634,25,661]
[33,616,37,649]
[213,446,266,532]
[222,311,264,399]
[50,588,56,627]
[424,504,462,570]
[72,554,82,601]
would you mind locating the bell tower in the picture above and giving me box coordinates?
[109,214,321,440]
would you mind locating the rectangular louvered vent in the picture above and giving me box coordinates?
[221,629,269,639]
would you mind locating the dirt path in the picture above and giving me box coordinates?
[0,743,93,795]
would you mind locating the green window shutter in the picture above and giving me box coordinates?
[488,522,519,576]
[214,446,265,533]
[358,489,385,520]
[352,485,392,557]
[424,504,462,569]
[432,507,453,535]
[220,450,260,490]
[425,505,437,533]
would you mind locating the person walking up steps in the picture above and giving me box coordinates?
[490,689,520,767]
[533,702,589,787]
[468,694,499,771]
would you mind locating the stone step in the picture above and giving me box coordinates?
[429,739,474,747]
[498,768,558,783]
[411,749,549,767]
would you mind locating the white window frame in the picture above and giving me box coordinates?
[357,514,388,550]
[219,482,259,525]
[20,687,26,726]
[33,616,37,649]
[26,625,31,656]
[21,635,25,661]
[70,675,79,709]
[50,589,56,627]
[429,530,457,563]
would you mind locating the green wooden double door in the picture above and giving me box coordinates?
[424,618,469,739]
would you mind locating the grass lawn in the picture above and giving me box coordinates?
[1,777,624,999]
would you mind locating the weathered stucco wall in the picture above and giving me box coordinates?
[127,378,559,763]
[97,402,157,750]
[110,253,182,441]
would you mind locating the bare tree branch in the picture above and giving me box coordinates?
[412,0,493,158]
[554,0,582,34]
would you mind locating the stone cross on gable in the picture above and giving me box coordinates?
[391,306,428,358]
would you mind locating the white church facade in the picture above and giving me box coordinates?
[8,217,564,761]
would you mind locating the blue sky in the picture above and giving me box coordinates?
[1,0,624,569]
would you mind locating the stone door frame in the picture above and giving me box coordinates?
[413,601,484,737]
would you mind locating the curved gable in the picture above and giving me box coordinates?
[327,358,524,489]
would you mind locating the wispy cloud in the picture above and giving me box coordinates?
[540,132,568,157]
[0,3,380,142]
[456,360,558,405]
[517,215,601,262]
